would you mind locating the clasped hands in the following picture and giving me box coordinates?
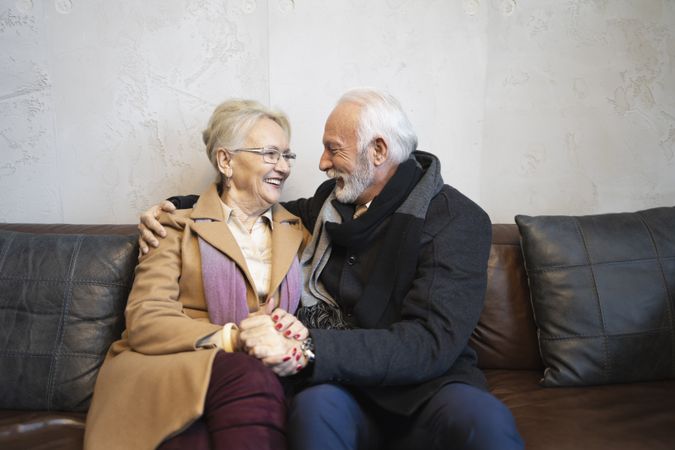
[138,204,310,375]
[237,303,310,377]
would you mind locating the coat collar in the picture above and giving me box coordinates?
[190,183,304,301]
[269,203,305,296]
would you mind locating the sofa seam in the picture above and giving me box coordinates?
[574,217,610,383]
[540,328,671,340]
[0,275,131,287]
[46,235,83,411]
[636,211,675,378]
[524,255,675,273]
[0,350,104,358]
[0,232,17,273]
[0,308,122,318]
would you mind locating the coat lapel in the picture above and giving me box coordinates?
[189,184,305,305]
[269,203,304,297]
[189,184,259,294]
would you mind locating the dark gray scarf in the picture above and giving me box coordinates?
[297,152,444,330]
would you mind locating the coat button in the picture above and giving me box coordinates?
[347,255,357,265]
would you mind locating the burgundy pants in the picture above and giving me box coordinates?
[158,351,286,450]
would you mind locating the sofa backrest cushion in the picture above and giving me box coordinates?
[0,230,137,412]
[471,224,543,370]
[516,206,675,386]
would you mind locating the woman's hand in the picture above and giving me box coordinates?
[270,308,309,341]
[239,312,309,376]
[239,314,286,358]
[262,341,308,377]
[138,200,175,255]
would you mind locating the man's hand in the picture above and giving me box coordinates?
[138,200,175,255]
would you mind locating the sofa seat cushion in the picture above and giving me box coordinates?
[486,369,675,450]
[0,410,85,450]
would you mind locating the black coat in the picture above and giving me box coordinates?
[284,152,492,415]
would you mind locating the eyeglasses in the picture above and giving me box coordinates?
[231,147,296,166]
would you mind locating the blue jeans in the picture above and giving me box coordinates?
[288,382,523,450]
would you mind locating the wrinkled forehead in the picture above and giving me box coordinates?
[323,102,362,144]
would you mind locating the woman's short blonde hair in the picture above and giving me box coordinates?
[202,99,291,184]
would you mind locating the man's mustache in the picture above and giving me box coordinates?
[326,169,345,179]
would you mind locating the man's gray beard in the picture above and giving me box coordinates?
[327,151,374,204]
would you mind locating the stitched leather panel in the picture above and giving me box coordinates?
[0,231,137,411]
[516,206,675,386]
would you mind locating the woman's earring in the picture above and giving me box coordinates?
[223,166,233,188]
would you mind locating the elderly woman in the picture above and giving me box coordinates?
[84,100,310,450]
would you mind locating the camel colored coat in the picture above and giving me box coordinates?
[84,184,307,450]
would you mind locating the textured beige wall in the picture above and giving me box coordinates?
[1,0,270,222]
[481,0,675,220]
[1,0,673,224]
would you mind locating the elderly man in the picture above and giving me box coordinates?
[139,89,523,449]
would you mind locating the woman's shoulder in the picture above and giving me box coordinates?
[158,208,194,231]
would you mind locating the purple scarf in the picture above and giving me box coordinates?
[197,231,301,326]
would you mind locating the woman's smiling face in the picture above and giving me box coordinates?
[222,117,292,212]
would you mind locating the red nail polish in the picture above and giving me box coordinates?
[296,365,302,371]
[283,356,291,362]
[284,330,291,336]
[272,315,279,321]
[296,354,301,361]
[292,348,297,355]
[293,334,301,339]
[275,323,282,330]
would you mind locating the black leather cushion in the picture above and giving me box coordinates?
[0,231,137,411]
[515,207,675,386]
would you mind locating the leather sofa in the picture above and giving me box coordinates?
[1,222,674,449]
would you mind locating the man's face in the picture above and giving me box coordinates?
[320,102,374,204]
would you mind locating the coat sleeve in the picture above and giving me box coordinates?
[281,179,335,231]
[307,189,492,386]
[124,213,223,355]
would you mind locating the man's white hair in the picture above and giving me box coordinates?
[337,88,418,163]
